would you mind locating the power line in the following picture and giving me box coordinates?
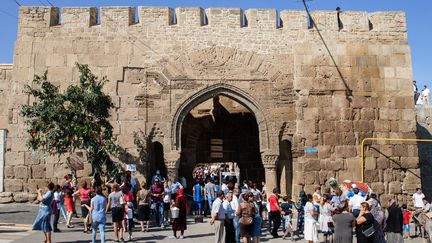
[13,0,21,7]
[299,0,353,101]
[0,8,18,19]
[38,0,46,6]
[45,0,54,7]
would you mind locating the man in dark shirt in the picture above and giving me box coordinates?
[151,178,165,228]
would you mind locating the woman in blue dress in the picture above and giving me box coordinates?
[250,192,262,243]
[32,182,55,243]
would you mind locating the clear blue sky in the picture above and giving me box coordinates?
[0,0,430,87]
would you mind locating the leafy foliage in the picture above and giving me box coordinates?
[20,63,116,173]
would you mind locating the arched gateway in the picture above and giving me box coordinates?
[167,83,281,195]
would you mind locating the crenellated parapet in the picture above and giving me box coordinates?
[17,6,407,38]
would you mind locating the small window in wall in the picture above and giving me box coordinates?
[0,130,6,192]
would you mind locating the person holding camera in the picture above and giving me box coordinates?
[32,182,55,243]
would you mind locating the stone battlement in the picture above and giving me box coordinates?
[18,6,406,33]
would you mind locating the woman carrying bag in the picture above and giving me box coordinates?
[355,202,375,243]
[171,188,188,239]
[237,193,257,243]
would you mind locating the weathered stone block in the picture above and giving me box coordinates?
[303,160,321,172]
[335,146,357,158]
[364,170,380,183]
[400,157,419,169]
[118,108,139,121]
[280,10,308,30]
[323,133,339,145]
[4,166,14,179]
[304,172,317,184]
[370,182,385,194]
[353,121,372,132]
[317,146,331,159]
[24,151,42,165]
[319,121,335,132]
[13,166,29,179]
[245,9,277,29]
[4,179,23,192]
[365,157,376,170]
[326,160,344,171]
[335,121,353,132]
[338,171,353,181]
[389,181,402,194]
[27,179,50,193]
[379,194,395,205]
[31,164,46,179]
[0,192,14,203]
[13,192,30,203]
[376,157,390,169]
[360,108,375,120]
[318,171,328,185]
[5,152,25,166]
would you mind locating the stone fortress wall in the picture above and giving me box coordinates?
[0,6,422,203]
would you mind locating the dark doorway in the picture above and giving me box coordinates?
[279,140,293,197]
[148,142,167,183]
[178,95,263,191]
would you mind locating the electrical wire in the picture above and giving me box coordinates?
[0,8,18,19]
[38,0,46,6]
[13,0,21,7]
[45,0,54,7]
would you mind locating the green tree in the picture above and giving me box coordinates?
[20,63,117,174]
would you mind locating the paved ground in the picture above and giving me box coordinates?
[0,203,426,243]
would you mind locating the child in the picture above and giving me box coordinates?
[402,204,412,239]
[281,196,294,241]
[126,202,134,241]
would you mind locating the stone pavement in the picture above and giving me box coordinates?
[0,203,425,243]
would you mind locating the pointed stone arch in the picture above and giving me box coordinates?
[170,83,273,153]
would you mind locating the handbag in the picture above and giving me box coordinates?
[240,216,253,225]
[239,203,254,226]
[362,224,376,238]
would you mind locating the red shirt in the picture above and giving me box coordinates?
[123,191,134,202]
[403,211,412,224]
[79,188,91,202]
[269,194,279,212]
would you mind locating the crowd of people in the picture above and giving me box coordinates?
[31,171,432,243]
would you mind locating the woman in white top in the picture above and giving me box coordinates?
[319,195,334,243]
[304,194,319,243]
[163,180,172,226]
